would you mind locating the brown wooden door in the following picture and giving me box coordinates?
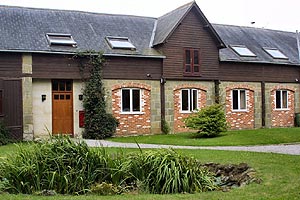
[52,80,73,135]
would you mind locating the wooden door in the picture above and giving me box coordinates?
[52,80,73,135]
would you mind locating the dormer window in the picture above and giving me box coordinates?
[106,36,136,50]
[230,45,256,57]
[46,33,77,47]
[263,47,288,59]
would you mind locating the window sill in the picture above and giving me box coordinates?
[180,111,197,114]
[183,73,201,77]
[120,112,144,115]
[274,108,289,111]
[232,109,248,112]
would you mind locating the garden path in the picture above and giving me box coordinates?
[83,139,300,155]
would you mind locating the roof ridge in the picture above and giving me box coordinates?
[157,1,194,19]
[0,4,157,20]
[212,23,296,34]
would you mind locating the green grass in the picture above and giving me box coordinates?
[109,128,300,146]
[0,144,300,199]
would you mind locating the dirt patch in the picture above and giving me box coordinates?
[203,162,262,191]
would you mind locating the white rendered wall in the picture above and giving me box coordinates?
[73,80,84,138]
[32,79,52,138]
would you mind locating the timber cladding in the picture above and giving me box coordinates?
[220,62,300,83]
[157,8,220,80]
[0,53,22,78]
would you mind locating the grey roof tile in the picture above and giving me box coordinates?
[213,24,300,65]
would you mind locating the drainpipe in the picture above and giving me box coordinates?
[261,81,266,127]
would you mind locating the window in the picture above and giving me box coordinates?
[46,33,77,47]
[184,49,200,76]
[0,90,3,115]
[276,90,288,109]
[181,89,198,112]
[263,48,288,59]
[230,45,256,57]
[121,89,141,113]
[106,36,136,50]
[232,89,247,111]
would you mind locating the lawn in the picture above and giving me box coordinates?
[0,144,300,199]
[109,127,300,146]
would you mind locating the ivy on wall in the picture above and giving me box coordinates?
[74,51,119,139]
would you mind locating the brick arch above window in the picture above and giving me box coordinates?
[271,86,295,93]
[112,82,151,91]
[173,84,207,92]
[225,85,255,92]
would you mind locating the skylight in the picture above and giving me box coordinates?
[106,36,136,50]
[263,48,288,59]
[230,45,256,57]
[46,33,77,47]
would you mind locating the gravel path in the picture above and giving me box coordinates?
[83,139,300,155]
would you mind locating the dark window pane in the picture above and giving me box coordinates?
[122,89,130,112]
[132,89,140,112]
[0,90,2,115]
[194,65,199,73]
[282,91,288,108]
[66,95,71,100]
[192,90,198,111]
[276,90,281,109]
[59,81,65,91]
[66,81,72,91]
[60,95,64,100]
[181,90,189,111]
[185,50,191,64]
[52,80,58,91]
[240,90,246,109]
[232,90,238,110]
[194,50,199,64]
[185,65,191,72]
[54,94,59,100]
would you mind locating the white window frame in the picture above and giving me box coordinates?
[275,90,289,110]
[121,88,142,114]
[232,89,247,111]
[180,89,199,113]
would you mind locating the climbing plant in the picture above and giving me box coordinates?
[74,51,119,139]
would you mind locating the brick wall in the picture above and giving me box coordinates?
[270,86,295,127]
[225,84,255,129]
[173,84,207,133]
[111,82,151,136]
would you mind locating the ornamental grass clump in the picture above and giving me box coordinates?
[126,149,217,194]
[0,137,113,194]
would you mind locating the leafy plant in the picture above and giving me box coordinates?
[161,119,170,134]
[0,122,12,146]
[184,104,228,138]
[74,51,119,139]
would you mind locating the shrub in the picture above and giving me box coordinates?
[184,104,228,138]
[0,137,112,194]
[0,123,12,146]
[126,149,217,194]
[161,119,170,134]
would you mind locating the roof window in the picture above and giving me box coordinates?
[263,48,288,59]
[230,45,256,57]
[106,36,136,50]
[46,33,77,47]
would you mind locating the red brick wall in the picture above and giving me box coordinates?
[271,86,295,127]
[173,84,207,133]
[112,82,151,136]
[225,85,255,129]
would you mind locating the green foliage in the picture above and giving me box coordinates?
[74,51,119,139]
[161,119,170,134]
[0,122,13,146]
[0,137,112,194]
[184,104,228,138]
[125,149,216,194]
[90,182,123,195]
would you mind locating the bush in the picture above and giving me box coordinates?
[0,123,12,146]
[161,119,170,134]
[0,137,112,194]
[125,149,216,194]
[184,104,228,138]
